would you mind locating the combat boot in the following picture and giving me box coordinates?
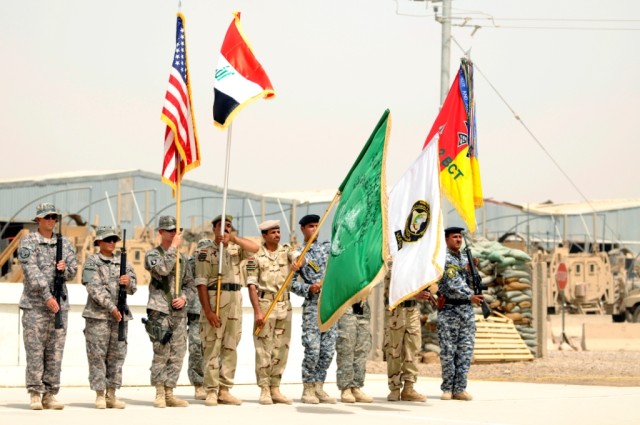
[165,386,189,407]
[400,382,427,402]
[441,392,452,400]
[259,386,273,405]
[29,391,43,410]
[154,384,166,408]
[340,388,355,403]
[204,390,218,407]
[194,385,207,400]
[42,392,64,410]
[95,390,106,409]
[218,386,242,405]
[351,387,373,403]
[452,391,473,401]
[270,386,293,404]
[387,388,401,401]
[301,383,319,404]
[315,382,336,404]
[106,387,126,409]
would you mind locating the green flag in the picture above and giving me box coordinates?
[318,109,390,331]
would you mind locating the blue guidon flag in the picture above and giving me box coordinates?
[213,11,275,129]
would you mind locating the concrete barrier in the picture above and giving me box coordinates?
[581,322,640,351]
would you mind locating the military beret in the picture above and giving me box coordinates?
[444,226,465,237]
[34,203,60,222]
[212,214,234,227]
[299,214,320,227]
[259,220,280,232]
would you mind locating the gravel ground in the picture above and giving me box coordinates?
[367,350,640,387]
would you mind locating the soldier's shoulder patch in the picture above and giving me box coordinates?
[18,246,31,263]
[445,264,458,279]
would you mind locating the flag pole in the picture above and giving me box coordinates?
[175,157,182,295]
[254,191,341,336]
[216,123,233,315]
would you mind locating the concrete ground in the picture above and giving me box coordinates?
[1,374,638,425]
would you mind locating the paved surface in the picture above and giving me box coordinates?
[2,374,639,425]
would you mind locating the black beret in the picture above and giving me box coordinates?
[299,214,320,226]
[444,226,465,237]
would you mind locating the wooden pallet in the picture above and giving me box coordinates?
[472,314,534,363]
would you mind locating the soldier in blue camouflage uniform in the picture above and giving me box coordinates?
[291,214,337,404]
[82,226,137,409]
[144,216,196,408]
[187,238,211,401]
[18,203,77,410]
[437,227,484,401]
[335,299,373,403]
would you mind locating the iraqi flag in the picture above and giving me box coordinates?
[213,11,275,129]
[387,140,445,308]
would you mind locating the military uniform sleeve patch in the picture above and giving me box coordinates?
[18,247,31,263]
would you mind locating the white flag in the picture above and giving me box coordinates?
[387,141,446,307]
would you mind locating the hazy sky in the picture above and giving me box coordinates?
[2,0,639,204]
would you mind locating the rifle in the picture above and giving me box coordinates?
[53,220,65,329]
[117,229,129,341]
[462,232,491,319]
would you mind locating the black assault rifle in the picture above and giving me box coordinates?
[53,220,65,329]
[117,229,129,341]
[462,232,492,319]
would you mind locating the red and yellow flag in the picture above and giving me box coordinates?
[424,59,483,232]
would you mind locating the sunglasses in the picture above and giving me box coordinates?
[42,214,58,221]
[102,237,119,243]
[164,228,183,233]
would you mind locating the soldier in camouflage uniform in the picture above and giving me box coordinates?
[187,239,210,401]
[291,214,337,404]
[383,258,429,402]
[195,214,259,406]
[246,220,301,405]
[82,226,137,409]
[18,203,77,410]
[144,216,196,408]
[437,227,483,401]
[335,299,373,403]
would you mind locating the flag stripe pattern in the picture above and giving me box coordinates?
[387,141,445,307]
[423,59,483,232]
[161,13,200,192]
[213,11,275,129]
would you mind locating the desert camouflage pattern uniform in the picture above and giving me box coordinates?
[18,231,77,395]
[437,249,475,394]
[82,252,137,390]
[187,255,204,388]
[383,261,421,391]
[335,300,371,390]
[246,244,297,388]
[291,240,337,384]
[145,246,196,388]
[195,242,247,392]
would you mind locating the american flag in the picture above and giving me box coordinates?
[161,13,200,192]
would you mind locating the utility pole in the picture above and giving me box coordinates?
[436,0,452,105]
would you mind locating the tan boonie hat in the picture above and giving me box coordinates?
[258,220,280,232]
[212,214,233,226]
[94,226,120,246]
[34,203,59,222]
[156,215,178,231]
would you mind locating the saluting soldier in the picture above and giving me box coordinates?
[144,216,196,408]
[82,226,137,409]
[195,214,259,406]
[383,258,428,402]
[246,220,301,405]
[18,203,77,410]
[437,226,484,401]
[291,214,337,404]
